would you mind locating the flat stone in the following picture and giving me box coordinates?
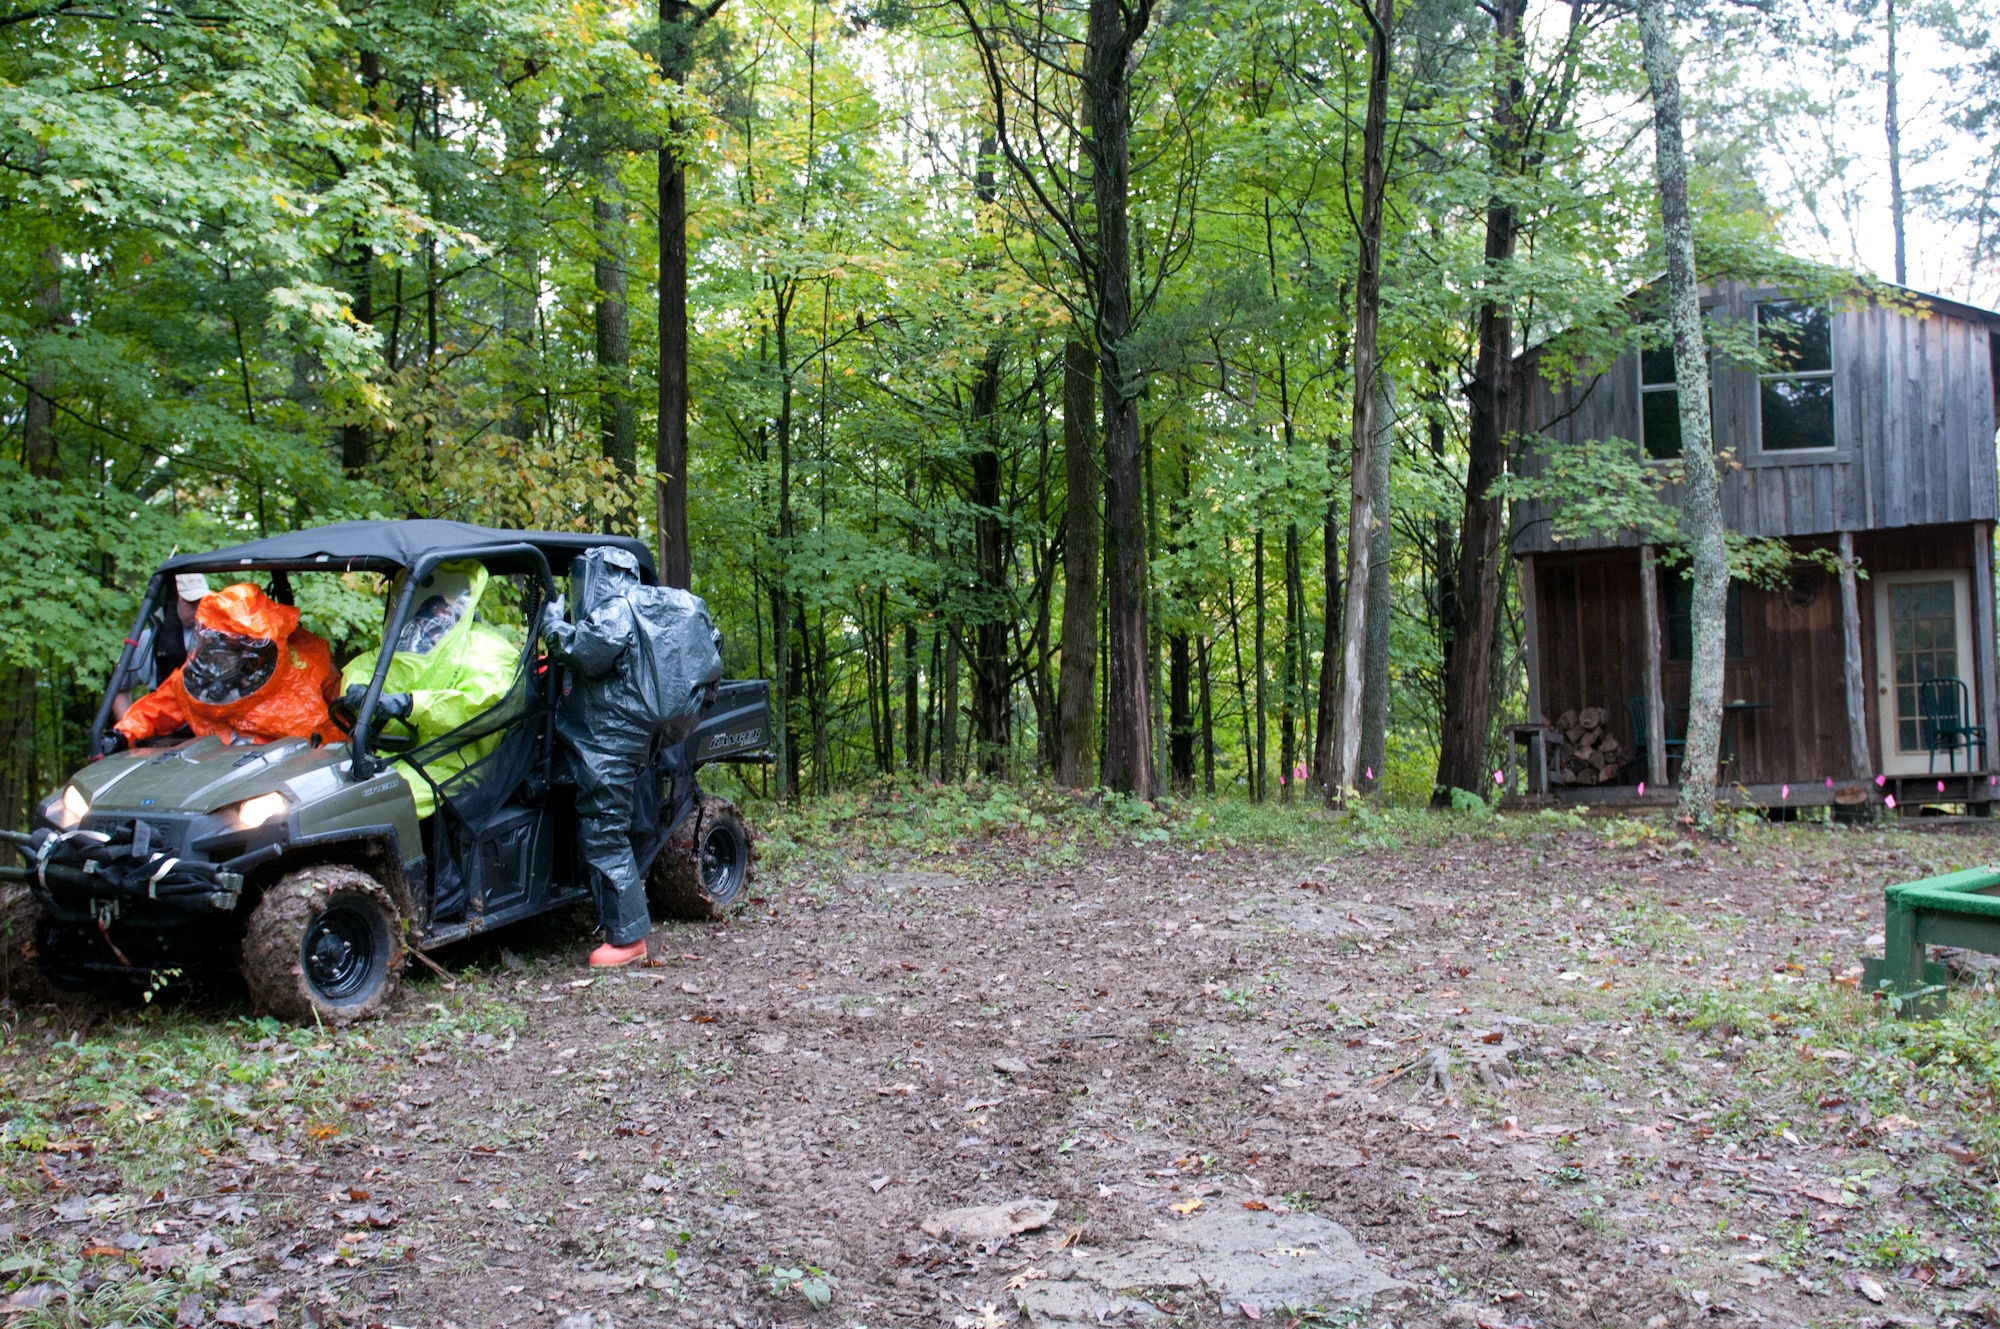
[1019,1207,1400,1325]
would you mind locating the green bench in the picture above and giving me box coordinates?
[1862,864,2000,1017]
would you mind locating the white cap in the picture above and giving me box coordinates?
[174,573,211,602]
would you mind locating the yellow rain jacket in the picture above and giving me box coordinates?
[341,561,523,819]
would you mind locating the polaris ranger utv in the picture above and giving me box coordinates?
[5,521,770,1023]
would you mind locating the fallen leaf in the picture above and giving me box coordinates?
[641,1174,672,1192]
[1875,1113,1922,1135]
[868,1176,892,1194]
[1241,1200,1268,1211]
[1171,1198,1203,1215]
[487,1196,512,1210]
[1241,1303,1263,1320]
[680,981,702,994]
[80,1244,122,1258]
[875,1084,917,1096]
[1801,1183,1859,1209]
[1003,1267,1047,1291]
[1856,1274,1886,1303]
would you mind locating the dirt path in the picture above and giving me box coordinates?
[6,807,1998,1328]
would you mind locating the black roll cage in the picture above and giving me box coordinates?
[89,543,565,785]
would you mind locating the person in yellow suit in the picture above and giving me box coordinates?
[340,561,522,819]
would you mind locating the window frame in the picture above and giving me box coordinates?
[1634,311,1718,464]
[1755,299,1838,456]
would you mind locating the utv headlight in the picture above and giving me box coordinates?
[234,791,289,830]
[49,785,89,829]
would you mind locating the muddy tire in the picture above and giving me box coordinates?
[647,796,754,921]
[241,865,404,1025]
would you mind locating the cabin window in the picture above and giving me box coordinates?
[1757,301,1835,451]
[1664,571,1744,661]
[1636,318,1714,460]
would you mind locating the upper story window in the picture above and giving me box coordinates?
[1637,314,1714,461]
[1639,342,1683,459]
[1758,301,1835,451]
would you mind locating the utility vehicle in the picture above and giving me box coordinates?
[5,520,770,1022]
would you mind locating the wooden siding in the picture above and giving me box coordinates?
[1513,280,1999,555]
[1528,526,1985,784]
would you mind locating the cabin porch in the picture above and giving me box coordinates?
[1513,523,2000,812]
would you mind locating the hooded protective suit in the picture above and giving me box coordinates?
[116,583,344,747]
[544,547,723,947]
[340,560,523,820]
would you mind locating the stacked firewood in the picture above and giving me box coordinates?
[1554,707,1625,785]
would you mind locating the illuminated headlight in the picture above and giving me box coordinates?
[48,785,89,828]
[234,792,289,830]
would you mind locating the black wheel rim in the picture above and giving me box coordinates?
[700,824,743,902]
[302,904,377,1001]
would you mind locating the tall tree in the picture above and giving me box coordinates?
[657,0,729,589]
[1056,339,1100,786]
[1636,0,1727,827]
[1331,0,1394,798]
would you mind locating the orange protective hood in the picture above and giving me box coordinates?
[115,583,344,747]
[195,583,299,645]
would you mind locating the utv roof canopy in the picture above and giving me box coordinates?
[158,520,656,582]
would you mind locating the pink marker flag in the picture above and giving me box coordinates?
[1365,767,1373,782]
[1781,784,1790,800]
[1494,769,1505,785]
[1939,781,1947,793]
[1876,774,1887,787]
[1886,794,1898,809]
[1826,777,1834,788]
[1637,781,1645,796]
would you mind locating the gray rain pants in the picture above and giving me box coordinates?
[569,742,652,947]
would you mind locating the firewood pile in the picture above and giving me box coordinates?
[1553,707,1625,785]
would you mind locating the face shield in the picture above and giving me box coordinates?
[392,568,475,655]
[181,628,280,705]
[568,548,641,620]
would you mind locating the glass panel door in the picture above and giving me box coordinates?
[1874,570,1973,774]
[1889,582,1958,753]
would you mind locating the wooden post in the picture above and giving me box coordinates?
[1839,530,1873,780]
[1519,554,1544,792]
[1975,522,1998,773]
[1640,543,1667,788]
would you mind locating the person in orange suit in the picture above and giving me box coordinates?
[112,583,345,748]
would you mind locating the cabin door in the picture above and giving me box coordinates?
[1872,569,1975,775]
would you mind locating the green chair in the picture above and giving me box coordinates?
[1918,677,1987,773]
[1627,697,1683,781]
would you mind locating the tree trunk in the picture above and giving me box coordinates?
[904,621,920,771]
[1056,340,1100,786]
[1636,0,1727,827]
[594,176,636,485]
[1433,0,1522,806]
[1886,0,1907,285]
[3,244,64,831]
[339,245,374,474]
[1312,448,1342,790]
[1169,631,1193,791]
[1333,0,1394,799]
[1359,386,1394,794]
[970,343,1009,777]
[1253,528,1267,801]
[1198,634,1215,794]
[1086,0,1154,799]
[655,0,725,589]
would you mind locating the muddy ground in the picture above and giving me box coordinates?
[6,799,2000,1328]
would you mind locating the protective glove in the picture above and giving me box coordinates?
[376,692,415,721]
[540,596,567,639]
[100,731,128,756]
[339,683,369,716]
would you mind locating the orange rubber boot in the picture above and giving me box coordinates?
[589,939,648,968]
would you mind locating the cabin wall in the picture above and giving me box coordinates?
[1529,526,1988,785]
[1513,281,1998,556]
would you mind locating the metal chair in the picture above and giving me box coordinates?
[1627,696,1684,781]
[1918,677,1988,773]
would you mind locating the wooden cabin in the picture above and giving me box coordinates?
[1511,278,2000,812]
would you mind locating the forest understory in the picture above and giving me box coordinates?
[5,793,2000,1329]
